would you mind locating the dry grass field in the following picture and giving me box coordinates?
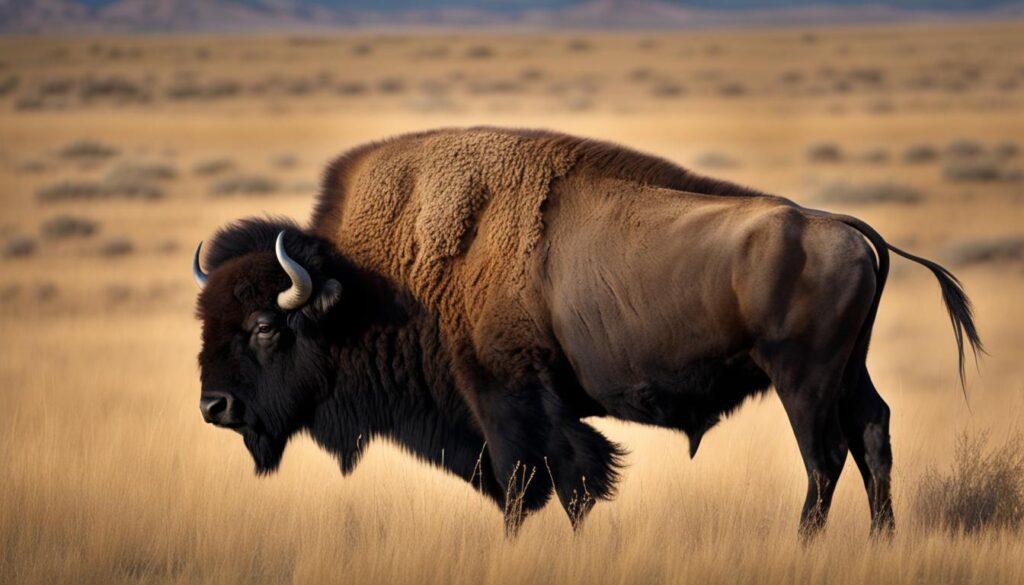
[2,21,1024,584]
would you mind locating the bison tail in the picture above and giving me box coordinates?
[887,244,984,391]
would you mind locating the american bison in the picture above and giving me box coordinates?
[193,128,980,536]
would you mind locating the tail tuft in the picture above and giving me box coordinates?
[888,246,984,393]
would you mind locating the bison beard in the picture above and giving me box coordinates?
[244,430,287,475]
[194,127,982,537]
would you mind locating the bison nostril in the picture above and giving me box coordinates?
[200,393,231,424]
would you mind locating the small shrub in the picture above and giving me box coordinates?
[3,236,36,258]
[693,152,739,169]
[945,237,1024,266]
[867,100,895,114]
[414,46,449,59]
[270,153,298,169]
[105,284,132,304]
[908,75,937,90]
[861,148,890,164]
[104,180,164,200]
[779,70,804,85]
[35,181,106,202]
[915,432,1024,533]
[832,79,852,93]
[39,77,74,96]
[208,79,243,98]
[567,39,592,52]
[35,283,57,302]
[628,68,653,82]
[336,81,368,96]
[57,140,119,161]
[283,79,313,97]
[99,238,134,257]
[519,68,544,82]
[806,142,843,163]
[0,75,18,97]
[903,144,939,164]
[41,214,99,240]
[943,158,1004,182]
[378,78,406,94]
[994,141,1019,159]
[165,79,240,100]
[946,138,985,158]
[105,161,178,183]
[996,78,1019,92]
[0,284,20,302]
[717,82,747,97]
[164,82,203,100]
[14,95,44,110]
[848,67,885,85]
[192,158,235,176]
[1005,168,1024,182]
[35,180,163,203]
[419,79,450,96]
[816,181,922,205]
[466,80,522,95]
[209,174,280,197]
[650,81,685,98]
[15,160,49,173]
[465,45,494,59]
[79,76,149,102]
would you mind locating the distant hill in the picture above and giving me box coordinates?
[2,0,1023,33]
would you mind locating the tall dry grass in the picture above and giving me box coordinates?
[2,22,1024,585]
[2,306,1023,585]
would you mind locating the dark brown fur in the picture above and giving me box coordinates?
[196,127,980,536]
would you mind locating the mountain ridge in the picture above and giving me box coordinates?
[2,0,1023,33]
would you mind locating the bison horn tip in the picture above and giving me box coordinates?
[192,241,209,289]
[275,231,313,310]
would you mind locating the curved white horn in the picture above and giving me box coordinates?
[192,242,208,289]
[275,231,312,310]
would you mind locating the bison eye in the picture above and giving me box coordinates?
[256,323,274,336]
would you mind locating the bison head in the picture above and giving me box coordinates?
[193,219,344,474]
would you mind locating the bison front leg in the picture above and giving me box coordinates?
[472,385,556,536]
[538,390,625,530]
[470,372,623,535]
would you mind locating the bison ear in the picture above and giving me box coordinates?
[301,278,343,321]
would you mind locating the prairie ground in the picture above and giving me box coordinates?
[1,22,1023,584]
